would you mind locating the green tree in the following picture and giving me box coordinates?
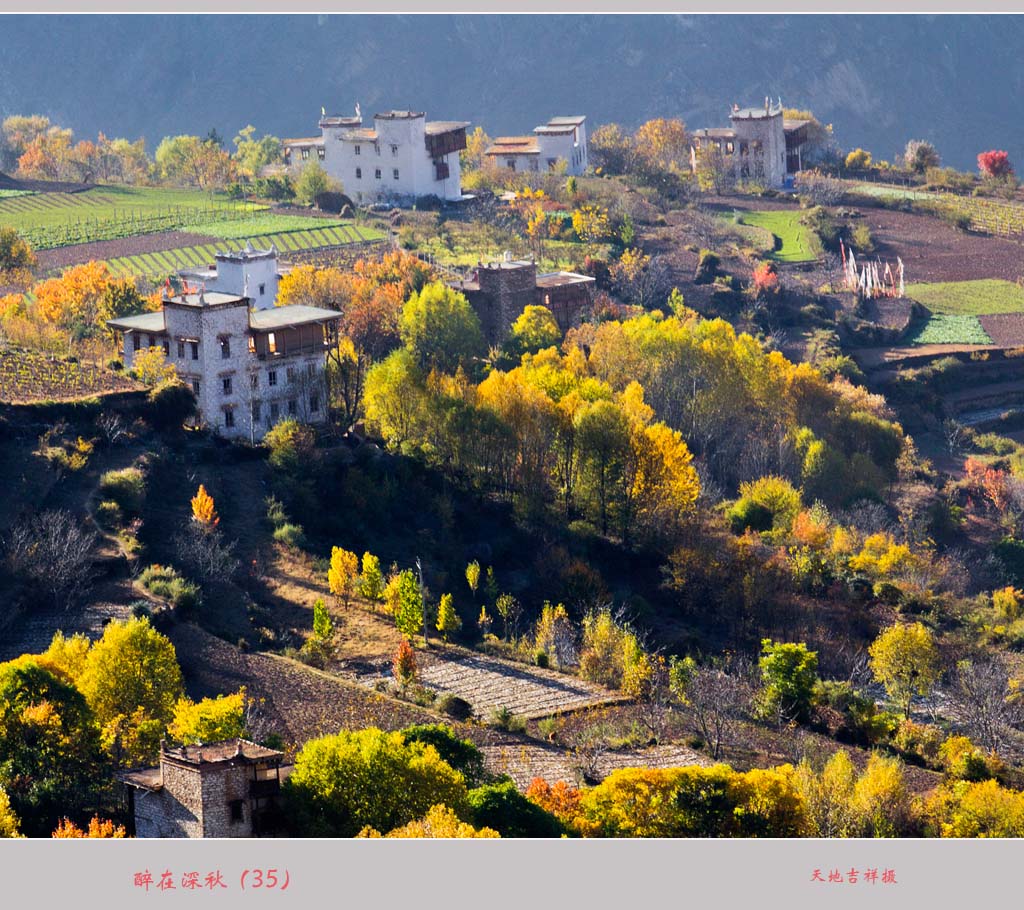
[232,125,283,179]
[757,639,819,723]
[359,552,385,602]
[76,616,184,766]
[0,660,108,837]
[312,598,334,641]
[436,593,461,642]
[264,417,316,473]
[576,399,631,535]
[294,160,341,205]
[363,349,427,449]
[467,779,564,837]
[393,569,424,639]
[167,690,246,745]
[283,727,468,836]
[868,623,941,719]
[399,724,485,787]
[399,281,485,373]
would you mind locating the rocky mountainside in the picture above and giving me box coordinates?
[1,15,1022,169]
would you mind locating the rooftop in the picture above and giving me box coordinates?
[339,128,379,142]
[319,116,362,128]
[162,738,283,765]
[249,304,342,331]
[536,271,596,288]
[283,137,324,147]
[545,116,586,126]
[783,118,813,132]
[375,110,425,120]
[692,127,737,139]
[106,311,165,334]
[731,101,784,120]
[216,243,277,263]
[486,136,540,155]
[425,121,471,135]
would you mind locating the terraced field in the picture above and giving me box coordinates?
[104,222,385,280]
[0,348,142,403]
[735,209,817,262]
[905,279,1024,315]
[907,314,994,346]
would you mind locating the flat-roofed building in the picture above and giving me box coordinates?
[485,115,588,176]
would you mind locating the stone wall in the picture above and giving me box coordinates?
[471,262,538,345]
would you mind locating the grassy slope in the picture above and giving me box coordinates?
[736,210,817,262]
[906,279,1024,315]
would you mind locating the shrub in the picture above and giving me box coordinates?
[138,564,201,612]
[693,249,719,284]
[726,497,774,534]
[400,724,486,786]
[95,500,124,530]
[146,379,197,431]
[892,719,945,768]
[978,150,1013,180]
[489,706,527,733]
[264,495,288,528]
[272,523,306,550]
[757,639,818,723]
[393,638,417,687]
[737,475,801,533]
[939,735,994,782]
[534,650,550,668]
[98,467,146,515]
[850,223,875,254]
[436,693,474,721]
[844,148,872,170]
[467,780,564,837]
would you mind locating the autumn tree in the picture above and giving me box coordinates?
[868,622,941,719]
[460,126,493,172]
[400,281,485,373]
[294,160,341,205]
[168,690,246,745]
[393,638,417,687]
[589,123,635,175]
[4,509,97,609]
[33,260,114,333]
[359,803,499,838]
[610,248,671,309]
[436,593,461,642]
[1,114,51,171]
[359,552,385,602]
[634,117,689,176]
[844,148,873,170]
[191,484,219,527]
[571,205,612,244]
[0,227,36,287]
[132,347,177,386]
[903,139,940,174]
[52,815,127,838]
[694,142,734,194]
[392,569,424,639]
[328,546,359,607]
[155,134,235,188]
[978,150,1014,180]
[283,728,467,837]
[76,616,185,765]
[0,660,108,837]
[0,788,20,838]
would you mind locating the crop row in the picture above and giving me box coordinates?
[0,350,139,404]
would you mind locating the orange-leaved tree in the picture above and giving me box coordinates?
[52,816,127,838]
[190,484,219,528]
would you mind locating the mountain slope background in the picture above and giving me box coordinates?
[1,14,1022,170]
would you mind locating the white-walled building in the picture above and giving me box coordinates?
[178,243,287,310]
[285,109,470,205]
[485,115,588,176]
[107,288,341,443]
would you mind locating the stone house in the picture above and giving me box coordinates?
[107,272,341,442]
[284,108,470,205]
[690,98,810,187]
[484,115,589,176]
[121,739,288,838]
[448,257,595,345]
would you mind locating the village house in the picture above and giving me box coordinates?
[107,252,341,442]
[448,255,595,345]
[284,108,470,205]
[690,98,810,186]
[484,115,589,176]
[176,242,288,310]
[120,739,289,838]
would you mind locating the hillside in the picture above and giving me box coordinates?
[1,15,1024,169]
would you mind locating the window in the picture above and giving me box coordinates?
[546,158,557,170]
[374,143,380,156]
[726,141,735,154]
[250,373,258,390]
[310,394,320,413]
[317,147,325,160]
[224,409,235,429]
[162,340,170,356]
[132,333,141,351]
[219,336,230,359]
[286,366,296,383]
[356,167,362,179]
[177,341,185,358]
[248,336,256,354]
[270,402,279,420]
[307,362,316,377]
[301,148,309,161]
[222,376,232,395]
[229,800,243,822]
[288,399,297,415]
[191,341,199,360]
[268,370,277,387]
[191,379,200,396]
[391,144,398,156]
[393,168,400,180]
[284,149,291,164]
[354,144,361,155]
[374,168,382,180]
[530,160,539,172]
[252,401,261,422]
[505,159,516,171]
[268,332,277,354]
[259,283,265,296]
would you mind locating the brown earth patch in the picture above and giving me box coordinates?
[35,231,221,273]
[977,313,1024,347]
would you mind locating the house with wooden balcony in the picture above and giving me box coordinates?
[121,739,289,838]
[107,274,341,442]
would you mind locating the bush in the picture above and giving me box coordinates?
[467,779,564,838]
[813,680,893,746]
[95,500,124,530]
[146,380,198,431]
[757,639,818,723]
[265,495,288,529]
[436,693,474,721]
[534,650,550,668]
[138,564,201,612]
[726,497,774,534]
[489,706,527,733]
[694,249,719,284]
[98,467,146,516]
[892,720,945,768]
[400,724,486,786]
[939,735,994,782]
[850,223,875,254]
[273,522,307,550]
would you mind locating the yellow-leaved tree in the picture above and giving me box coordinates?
[868,622,941,719]
[359,804,499,839]
[328,547,359,607]
[168,689,247,745]
[191,484,219,527]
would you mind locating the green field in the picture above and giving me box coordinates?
[188,214,354,240]
[105,223,385,281]
[0,189,34,199]
[905,279,1024,315]
[735,210,817,262]
[907,314,993,345]
[850,183,935,201]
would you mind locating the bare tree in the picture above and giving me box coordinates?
[96,412,129,446]
[794,170,846,206]
[675,665,749,759]
[949,657,1024,755]
[174,523,239,583]
[5,509,97,608]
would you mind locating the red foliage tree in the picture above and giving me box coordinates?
[392,638,417,687]
[752,261,780,296]
[977,150,1014,179]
